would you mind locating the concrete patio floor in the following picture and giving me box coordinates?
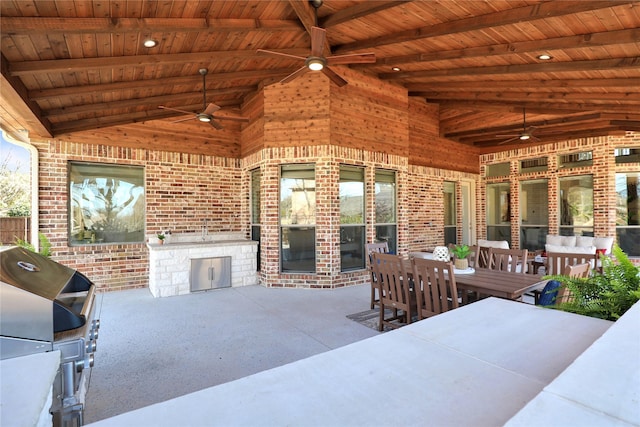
[84,284,378,424]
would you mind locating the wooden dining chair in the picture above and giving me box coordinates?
[411,258,459,320]
[371,252,415,331]
[366,242,389,309]
[487,247,528,273]
[545,251,597,276]
[475,246,491,269]
[536,261,591,305]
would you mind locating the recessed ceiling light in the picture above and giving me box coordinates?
[537,54,552,60]
[143,39,158,48]
[392,67,401,71]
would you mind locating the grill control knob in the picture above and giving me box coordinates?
[86,341,97,353]
[89,329,99,340]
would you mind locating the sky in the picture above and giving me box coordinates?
[1,132,30,173]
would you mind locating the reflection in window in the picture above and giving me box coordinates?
[559,175,593,236]
[520,179,548,251]
[69,162,145,245]
[340,166,365,271]
[616,172,640,256]
[486,182,511,243]
[375,169,396,254]
[443,181,456,245]
[280,164,315,273]
[251,168,261,270]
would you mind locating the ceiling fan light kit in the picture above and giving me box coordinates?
[306,57,326,71]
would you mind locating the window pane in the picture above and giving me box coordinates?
[375,170,395,224]
[443,181,456,245]
[69,162,145,245]
[560,175,593,235]
[280,166,315,225]
[616,172,640,256]
[340,167,364,224]
[340,225,365,271]
[251,169,261,224]
[376,225,397,254]
[280,165,315,273]
[486,182,511,243]
[520,179,548,251]
[486,162,510,178]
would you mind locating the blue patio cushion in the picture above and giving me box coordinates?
[537,280,562,306]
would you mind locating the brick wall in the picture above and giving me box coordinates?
[32,139,244,292]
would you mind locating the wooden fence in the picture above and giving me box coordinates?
[0,217,30,245]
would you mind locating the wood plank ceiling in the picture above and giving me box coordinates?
[1,0,639,153]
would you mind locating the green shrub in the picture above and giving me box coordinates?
[545,245,640,321]
[14,232,52,257]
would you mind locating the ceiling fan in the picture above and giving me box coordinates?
[159,69,249,130]
[496,108,540,144]
[257,0,375,87]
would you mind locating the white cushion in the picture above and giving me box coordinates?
[593,237,614,254]
[545,244,596,254]
[576,236,594,248]
[477,239,509,249]
[546,234,576,246]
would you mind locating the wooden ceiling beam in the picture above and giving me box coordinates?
[332,1,631,54]
[29,68,293,101]
[0,53,52,137]
[0,17,302,34]
[287,0,332,57]
[406,78,640,91]
[415,91,640,103]
[431,99,638,114]
[44,87,256,118]
[319,1,410,28]
[382,57,640,80]
[372,28,640,66]
[8,50,307,76]
[51,101,242,134]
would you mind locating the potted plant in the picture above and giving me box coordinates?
[157,233,165,245]
[451,244,472,270]
[545,245,640,321]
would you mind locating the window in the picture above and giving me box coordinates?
[559,175,593,236]
[486,182,511,243]
[251,168,261,270]
[558,151,593,169]
[616,172,640,256]
[280,164,316,273]
[486,162,510,178]
[520,179,548,251]
[340,166,365,271]
[69,162,145,245]
[519,157,548,174]
[374,170,397,254]
[443,181,456,245]
[615,147,640,164]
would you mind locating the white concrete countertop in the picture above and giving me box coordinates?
[506,300,640,426]
[86,299,614,427]
[1,350,60,427]
[147,239,258,250]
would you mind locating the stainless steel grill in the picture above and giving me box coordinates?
[0,246,100,427]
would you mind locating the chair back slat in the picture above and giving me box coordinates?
[411,258,459,320]
[487,248,528,274]
[372,253,412,309]
[475,246,491,269]
[557,262,592,304]
[546,252,596,276]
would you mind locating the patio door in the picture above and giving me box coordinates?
[460,180,476,245]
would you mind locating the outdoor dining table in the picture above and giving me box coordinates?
[403,259,546,301]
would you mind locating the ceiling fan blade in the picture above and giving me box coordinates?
[170,117,196,124]
[327,52,376,65]
[210,120,224,130]
[212,115,250,123]
[159,105,196,115]
[310,26,326,58]
[497,136,520,145]
[322,66,348,87]
[496,134,520,138]
[257,49,306,62]
[203,103,221,116]
[280,65,309,84]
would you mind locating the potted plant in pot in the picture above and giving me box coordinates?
[451,244,472,270]
[157,233,165,245]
